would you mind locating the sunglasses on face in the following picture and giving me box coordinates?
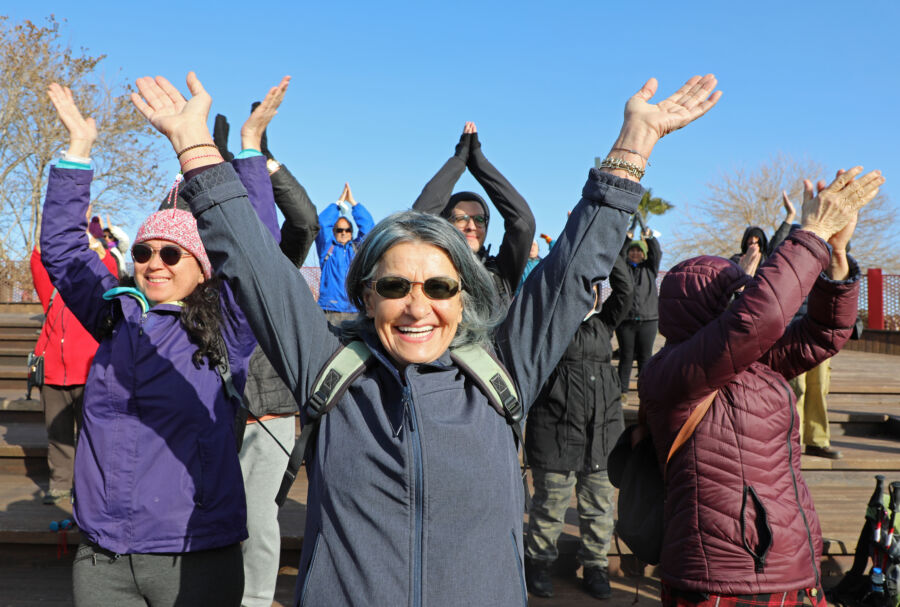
[333,227,352,234]
[369,276,460,300]
[450,213,487,227]
[131,243,191,266]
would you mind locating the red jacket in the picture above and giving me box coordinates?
[30,247,118,385]
[639,231,858,595]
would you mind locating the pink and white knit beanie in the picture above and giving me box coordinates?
[134,209,212,278]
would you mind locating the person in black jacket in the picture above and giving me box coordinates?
[729,191,797,273]
[524,255,634,600]
[413,121,535,305]
[616,226,661,401]
[212,100,320,607]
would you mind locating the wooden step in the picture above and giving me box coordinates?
[0,347,34,366]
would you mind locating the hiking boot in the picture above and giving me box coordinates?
[42,489,71,505]
[805,445,843,460]
[583,566,612,600]
[525,557,554,598]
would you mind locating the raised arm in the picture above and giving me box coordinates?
[768,190,798,253]
[644,229,662,273]
[131,72,341,401]
[497,75,722,409]
[269,163,319,266]
[598,255,635,331]
[412,124,473,213]
[39,83,119,337]
[464,125,537,294]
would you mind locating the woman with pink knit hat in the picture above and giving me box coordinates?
[40,78,288,606]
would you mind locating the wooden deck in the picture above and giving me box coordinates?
[0,326,898,605]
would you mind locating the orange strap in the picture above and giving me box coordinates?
[665,390,718,472]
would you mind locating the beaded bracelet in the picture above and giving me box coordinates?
[176,143,218,159]
[598,156,646,180]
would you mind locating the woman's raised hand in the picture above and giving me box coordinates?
[241,76,290,152]
[602,75,721,182]
[801,166,884,245]
[131,72,213,154]
[47,83,97,158]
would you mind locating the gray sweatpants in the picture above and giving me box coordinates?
[72,541,243,606]
[525,468,615,568]
[239,415,296,607]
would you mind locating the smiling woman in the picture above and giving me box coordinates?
[131,70,721,606]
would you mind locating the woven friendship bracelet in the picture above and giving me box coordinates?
[610,147,651,167]
[599,156,646,180]
[176,143,218,159]
[180,153,224,168]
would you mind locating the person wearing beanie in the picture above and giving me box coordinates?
[616,224,662,403]
[413,121,536,305]
[42,79,286,606]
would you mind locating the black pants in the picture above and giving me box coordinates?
[73,541,243,606]
[616,319,658,393]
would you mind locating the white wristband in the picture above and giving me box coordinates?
[61,150,92,164]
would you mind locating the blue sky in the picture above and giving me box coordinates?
[10,1,899,267]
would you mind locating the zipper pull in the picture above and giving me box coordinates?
[403,386,415,433]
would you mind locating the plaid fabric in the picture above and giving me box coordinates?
[661,583,827,607]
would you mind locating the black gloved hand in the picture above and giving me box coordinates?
[250,101,274,160]
[454,132,471,160]
[468,131,481,153]
[213,114,234,162]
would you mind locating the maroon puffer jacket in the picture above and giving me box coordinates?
[639,230,858,595]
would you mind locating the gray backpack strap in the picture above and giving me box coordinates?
[275,341,373,507]
[449,344,522,425]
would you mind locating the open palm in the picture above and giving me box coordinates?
[131,72,212,148]
[625,74,722,140]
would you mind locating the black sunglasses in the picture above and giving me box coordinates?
[450,213,487,227]
[333,227,352,234]
[131,243,191,266]
[369,276,460,300]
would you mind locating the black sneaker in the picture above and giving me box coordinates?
[525,557,554,598]
[583,566,612,600]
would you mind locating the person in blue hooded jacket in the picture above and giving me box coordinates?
[316,182,374,324]
[42,78,287,607]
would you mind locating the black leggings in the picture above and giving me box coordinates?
[616,319,658,393]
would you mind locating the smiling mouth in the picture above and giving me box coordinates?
[395,326,435,341]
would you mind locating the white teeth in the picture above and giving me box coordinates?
[398,326,433,334]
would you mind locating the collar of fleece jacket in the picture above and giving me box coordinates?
[658,256,753,344]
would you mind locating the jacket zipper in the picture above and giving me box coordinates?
[403,384,425,607]
[780,381,820,587]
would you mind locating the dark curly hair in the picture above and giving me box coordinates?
[104,276,226,368]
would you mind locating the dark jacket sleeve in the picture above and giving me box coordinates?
[270,164,319,266]
[599,255,634,331]
[412,133,471,214]
[761,261,860,379]
[496,169,641,411]
[768,221,793,255]
[466,145,536,294]
[39,168,119,338]
[645,235,662,274]
[182,163,341,406]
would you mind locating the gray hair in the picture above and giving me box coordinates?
[341,210,502,348]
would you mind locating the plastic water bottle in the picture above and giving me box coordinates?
[872,567,886,595]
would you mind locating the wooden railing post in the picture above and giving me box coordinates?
[867,268,884,330]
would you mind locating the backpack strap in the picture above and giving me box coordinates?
[216,355,250,452]
[275,341,373,507]
[322,244,335,264]
[663,390,718,475]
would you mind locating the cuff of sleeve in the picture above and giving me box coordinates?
[786,229,832,270]
[818,254,861,286]
[235,149,263,159]
[582,168,643,214]
[181,162,248,216]
[55,159,92,170]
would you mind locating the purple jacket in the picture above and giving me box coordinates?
[39,156,279,554]
[639,231,859,595]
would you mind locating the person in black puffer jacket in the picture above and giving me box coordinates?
[616,227,661,400]
[524,255,634,600]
